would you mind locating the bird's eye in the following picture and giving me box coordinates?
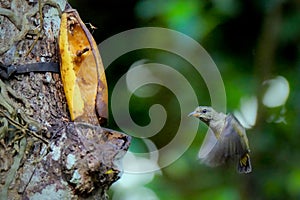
[202,109,207,113]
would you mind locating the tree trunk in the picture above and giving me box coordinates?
[0,1,130,199]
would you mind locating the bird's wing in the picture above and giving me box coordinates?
[198,128,217,160]
[221,114,250,156]
[198,128,228,167]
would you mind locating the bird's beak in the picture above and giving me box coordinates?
[188,111,198,117]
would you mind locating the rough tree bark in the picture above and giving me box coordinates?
[0,0,131,199]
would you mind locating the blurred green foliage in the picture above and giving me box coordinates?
[70,0,300,199]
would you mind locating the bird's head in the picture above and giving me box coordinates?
[188,106,216,124]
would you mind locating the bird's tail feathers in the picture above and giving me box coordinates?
[238,153,252,173]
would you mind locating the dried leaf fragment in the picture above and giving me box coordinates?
[59,9,108,125]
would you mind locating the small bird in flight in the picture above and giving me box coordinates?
[189,106,252,173]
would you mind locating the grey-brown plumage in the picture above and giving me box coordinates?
[189,106,252,173]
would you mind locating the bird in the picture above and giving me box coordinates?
[189,106,252,173]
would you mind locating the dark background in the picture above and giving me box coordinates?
[69,0,300,199]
